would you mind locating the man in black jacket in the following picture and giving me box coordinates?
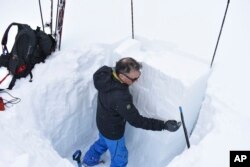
[83,57,181,167]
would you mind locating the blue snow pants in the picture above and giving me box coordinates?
[83,133,128,167]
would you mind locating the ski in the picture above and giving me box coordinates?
[73,150,105,167]
[55,0,66,50]
[179,106,190,149]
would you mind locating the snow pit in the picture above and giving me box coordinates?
[0,39,210,167]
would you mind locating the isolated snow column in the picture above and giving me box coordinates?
[114,39,210,166]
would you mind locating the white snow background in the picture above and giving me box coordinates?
[0,0,250,167]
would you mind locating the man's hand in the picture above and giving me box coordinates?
[164,120,182,132]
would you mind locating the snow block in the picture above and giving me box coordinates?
[114,39,210,166]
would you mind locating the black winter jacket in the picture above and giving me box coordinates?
[93,66,165,140]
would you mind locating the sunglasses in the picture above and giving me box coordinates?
[121,72,140,82]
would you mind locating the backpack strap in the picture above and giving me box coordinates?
[29,72,33,82]
[1,23,28,55]
[2,23,23,46]
[8,75,16,90]
[7,72,33,90]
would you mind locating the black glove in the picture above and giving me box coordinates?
[164,120,181,132]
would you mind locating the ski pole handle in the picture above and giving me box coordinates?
[73,150,82,167]
[179,106,190,149]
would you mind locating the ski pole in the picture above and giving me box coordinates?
[210,0,230,68]
[73,150,82,167]
[131,0,135,39]
[179,106,190,149]
[38,0,45,32]
[50,0,53,35]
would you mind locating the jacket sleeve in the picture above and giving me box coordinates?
[114,91,165,131]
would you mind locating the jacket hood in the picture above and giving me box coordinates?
[93,66,128,92]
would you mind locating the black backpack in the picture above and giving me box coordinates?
[0,22,56,89]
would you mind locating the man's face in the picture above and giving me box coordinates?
[119,70,141,85]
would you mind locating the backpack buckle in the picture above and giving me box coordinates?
[2,45,8,55]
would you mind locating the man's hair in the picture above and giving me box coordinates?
[115,57,142,74]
